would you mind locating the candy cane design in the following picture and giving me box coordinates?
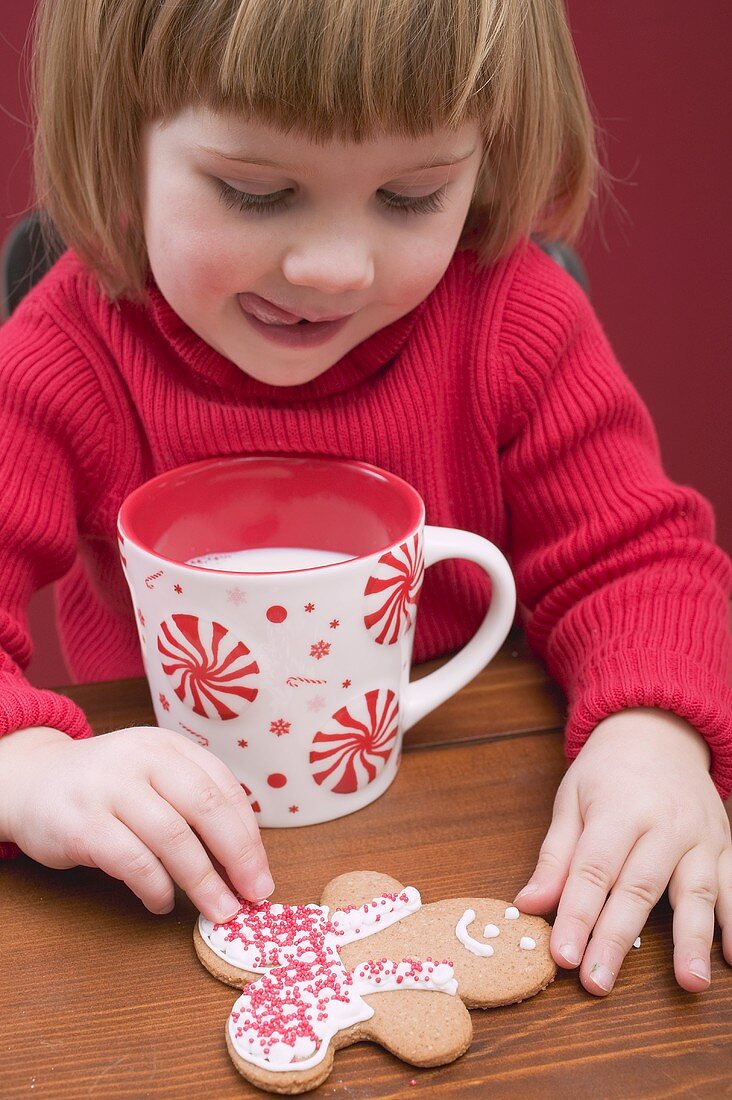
[309,688,399,794]
[363,534,424,645]
[286,677,328,687]
[145,570,164,590]
[157,614,260,720]
[179,723,210,748]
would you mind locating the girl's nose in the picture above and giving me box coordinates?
[281,235,375,295]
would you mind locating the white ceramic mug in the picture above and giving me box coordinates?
[117,455,516,826]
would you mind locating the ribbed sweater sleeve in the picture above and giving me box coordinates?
[498,258,732,797]
[0,303,96,856]
[0,309,96,738]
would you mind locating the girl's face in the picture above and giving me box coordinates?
[140,108,483,386]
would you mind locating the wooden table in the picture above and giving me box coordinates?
[2,632,730,1098]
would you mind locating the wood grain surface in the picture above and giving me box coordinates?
[1,633,730,1099]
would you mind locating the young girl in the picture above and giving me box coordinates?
[1,0,729,1001]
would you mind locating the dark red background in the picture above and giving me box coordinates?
[1,2,730,688]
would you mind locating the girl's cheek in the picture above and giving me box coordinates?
[153,218,254,293]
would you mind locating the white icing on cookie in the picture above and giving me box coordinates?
[200,889,456,1074]
[329,886,421,944]
[199,903,332,973]
[483,924,500,938]
[633,937,641,949]
[352,957,458,996]
[504,906,520,920]
[520,937,536,950]
[455,909,494,957]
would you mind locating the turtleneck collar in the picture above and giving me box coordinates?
[147,284,429,403]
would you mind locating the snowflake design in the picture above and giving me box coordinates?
[289,805,299,814]
[304,602,316,613]
[310,640,331,660]
[238,739,248,748]
[342,679,352,689]
[307,695,327,713]
[227,587,248,606]
[159,693,170,711]
[270,718,291,737]
[329,619,340,629]
[174,584,183,594]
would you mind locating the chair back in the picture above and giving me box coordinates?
[1,212,64,321]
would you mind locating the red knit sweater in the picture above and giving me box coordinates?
[1,240,730,862]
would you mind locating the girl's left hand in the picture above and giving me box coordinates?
[513,707,732,995]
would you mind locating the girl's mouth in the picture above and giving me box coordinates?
[237,295,353,349]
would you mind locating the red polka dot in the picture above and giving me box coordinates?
[266,605,288,623]
[267,772,288,788]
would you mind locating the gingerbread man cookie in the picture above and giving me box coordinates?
[194,871,556,1094]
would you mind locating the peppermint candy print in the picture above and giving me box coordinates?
[157,613,260,721]
[310,688,399,794]
[363,534,424,645]
[241,782,261,814]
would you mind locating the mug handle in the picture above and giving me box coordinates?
[401,525,516,732]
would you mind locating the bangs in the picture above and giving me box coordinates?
[138,0,509,142]
[33,0,602,301]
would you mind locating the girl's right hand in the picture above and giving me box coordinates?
[0,725,274,922]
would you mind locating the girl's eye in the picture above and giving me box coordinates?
[217,180,447,217]
[379,187,447,216]
[218,183,291,215]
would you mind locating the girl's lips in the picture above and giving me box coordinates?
[238,293,304,325]
[238,297,353,348]
[238,292,352,325]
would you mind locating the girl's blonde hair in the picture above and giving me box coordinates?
[32,0,604,302]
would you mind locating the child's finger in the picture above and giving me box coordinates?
[513,786,583,913]
[549,816,640,970]
[120,755,271,920]
[715,846,732,967]
[77,814,176,915]
[579,830,675,995]
[115,781,243,921]
[160,734,275,902]
[669,845,719,992]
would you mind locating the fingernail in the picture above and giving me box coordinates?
[688,958,710,983]
[253,871,275,900]
[216,891,241,922]
[589,963,615,992]
[559,942,581,966]
[515,883,539,900]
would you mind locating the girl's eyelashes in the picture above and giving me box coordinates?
[216,180,448,217]
[380,188,447,215]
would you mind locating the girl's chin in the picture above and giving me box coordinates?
[229,353,334,387]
